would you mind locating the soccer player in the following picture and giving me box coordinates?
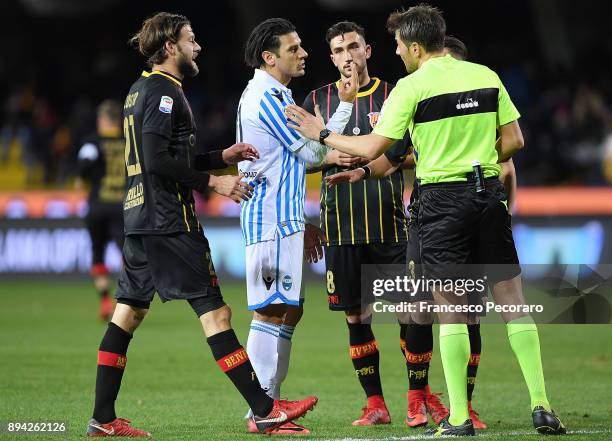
[86,12,317,438]
[76,100,126,321]
[238,18,357,435]
[285,4,565,437]
[301,21,447,427]
[323,35,495,430]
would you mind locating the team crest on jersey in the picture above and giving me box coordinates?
[159,96,173,113]
[282,275,293,291]
[367,112,380,129]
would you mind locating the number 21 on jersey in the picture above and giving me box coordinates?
[124,115,142,176]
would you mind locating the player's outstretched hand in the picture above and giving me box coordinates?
[326,149,363,168]
[285,105,325,141]
[304,223,326,263]
[209,175,253,203]
[222,142,259,165]
[338,62,359,103]
[324,168,366,187]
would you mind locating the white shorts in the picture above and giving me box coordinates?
[245,231,304,310]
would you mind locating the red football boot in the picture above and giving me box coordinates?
[99,296,114,322]
[424,385,449,425]
[87,418,151,437]
[406,389,428,427]
[468,401,487,429]
[248,418,310,435]
[253,396,317,434]
[352,406,391,426]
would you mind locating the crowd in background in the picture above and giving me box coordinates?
[1,0,611,189]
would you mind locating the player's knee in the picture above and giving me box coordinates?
[253,304,286,325]
[467,314,481,325]
[283,305,303,326]
[212,304,232,328]
[112,303,148,333]
[437,311,468,324]
[410,310,435,325]
[345,308,369,324]
[199,304,233,337]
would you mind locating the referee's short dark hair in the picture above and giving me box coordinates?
[386,3,446,53]
[325,21,366,45]
[444,36,468,61]
[129,12,191,68]
[244,18,296,68]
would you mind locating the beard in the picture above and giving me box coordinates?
[341,62,364,80]
[177,49,199,78]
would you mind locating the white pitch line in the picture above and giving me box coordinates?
[320,428,612,441]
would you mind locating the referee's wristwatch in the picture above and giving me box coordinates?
[319,128,331,145]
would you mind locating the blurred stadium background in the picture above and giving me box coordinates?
[0,0,611,279]
[1,1,611,439]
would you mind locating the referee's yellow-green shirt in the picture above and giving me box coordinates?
[373,54,520,184]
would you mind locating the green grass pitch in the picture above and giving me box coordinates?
[0,280,610,440]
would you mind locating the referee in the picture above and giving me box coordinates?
[286,4,565,437]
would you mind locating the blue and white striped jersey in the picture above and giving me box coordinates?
[237,69,308,245]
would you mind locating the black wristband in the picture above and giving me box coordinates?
[360,165,371,179]
[319,129,331,145]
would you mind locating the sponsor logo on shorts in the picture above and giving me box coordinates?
[328,294,339,305]
[263,276,275,290]
[282,275,292,291]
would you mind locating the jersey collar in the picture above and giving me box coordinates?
[141,70,182,87]
[252,69,291,94]
[335,76,380,98]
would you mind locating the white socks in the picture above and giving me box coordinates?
[245,320,280,418]
[270,324,295,399]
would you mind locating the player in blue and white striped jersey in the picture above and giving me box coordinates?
[237,18,358,434]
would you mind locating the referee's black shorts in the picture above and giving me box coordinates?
[116,231,225,315]
[417,177,520,284]
[408,198,488,310]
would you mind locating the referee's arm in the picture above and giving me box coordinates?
[286,106,396,160]
[495,120,524,161]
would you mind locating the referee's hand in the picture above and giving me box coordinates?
[325,149,363,168]
[209,175,253,203]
